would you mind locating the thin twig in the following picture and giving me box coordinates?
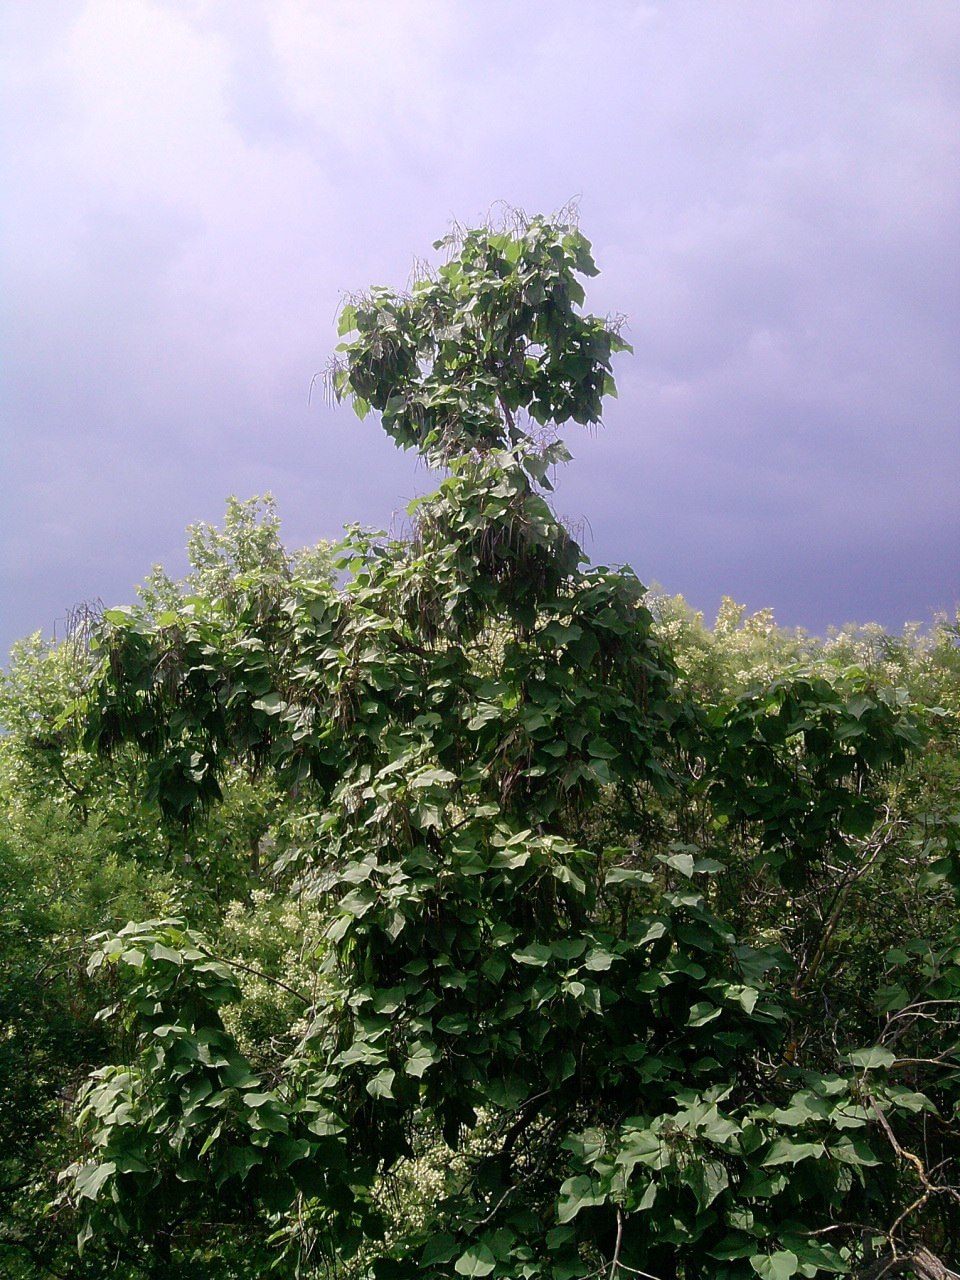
[197,946,311,1006]
[608,1207,623,1280]
[795,815,902,999]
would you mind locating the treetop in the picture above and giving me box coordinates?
[330,212,631,468]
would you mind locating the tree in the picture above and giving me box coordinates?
[61,215,959,1277]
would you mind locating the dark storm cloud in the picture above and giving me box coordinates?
[2,0,957,657]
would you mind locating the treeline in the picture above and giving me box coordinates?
[1,216,958,1280]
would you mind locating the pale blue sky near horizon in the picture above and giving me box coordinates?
[2,0,958,657]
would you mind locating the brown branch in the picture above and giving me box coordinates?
[864,1094,960,1258]
[197,946,311,1006]
[857,1248,960,1280]
[497,390,517,436]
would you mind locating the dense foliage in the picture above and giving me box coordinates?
[1,215,958,1280]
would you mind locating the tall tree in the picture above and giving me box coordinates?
[62,215,959,1278]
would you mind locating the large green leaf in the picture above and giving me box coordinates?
[750,1250,799,1280]
[454,1243,496,1276]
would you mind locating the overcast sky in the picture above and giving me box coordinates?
[2,0,958,657]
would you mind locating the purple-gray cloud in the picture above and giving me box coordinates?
[2,0,958,657]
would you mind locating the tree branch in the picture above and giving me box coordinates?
[197,946,311,1006]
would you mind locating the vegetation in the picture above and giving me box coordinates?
[1,215,958,1279]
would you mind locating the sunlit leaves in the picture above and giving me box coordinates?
[58,214,960,1277]
[332,215,628,466]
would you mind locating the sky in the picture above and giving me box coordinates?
[2,0,958,658]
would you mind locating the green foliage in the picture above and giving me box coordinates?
[4,213,958,1277]
[0,628,101,823]
[0,793,181,1278]
[138,493,335,618]
[331,216,629,462]
[0,498,327,1277]
[61,921,313,1260]
[705,676,921,884]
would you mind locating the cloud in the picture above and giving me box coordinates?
[2,0,958,655]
